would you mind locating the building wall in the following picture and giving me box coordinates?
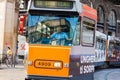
[0,0,19,59]
[0,0,6,58]
[81,0,120,37]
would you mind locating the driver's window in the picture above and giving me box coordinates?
[82,17,95,46]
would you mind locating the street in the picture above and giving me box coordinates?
[94,68,120,80]
[0,64,120,80]
[0,64,26,80]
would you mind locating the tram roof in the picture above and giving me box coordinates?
[108,36,120,42]
[96,31,107,40]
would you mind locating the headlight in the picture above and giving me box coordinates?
[27,61,33,66]
[54,62,62,68]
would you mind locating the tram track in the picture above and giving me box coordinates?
[94,68,120,80]
[105,71,120,80]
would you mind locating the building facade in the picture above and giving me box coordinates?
[0,0,19,58]
[17,0,29,60]
[81,0,120,37]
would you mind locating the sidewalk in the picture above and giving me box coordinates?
[0,64,26,80]
[0,63,23,68]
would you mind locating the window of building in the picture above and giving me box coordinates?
[108,10,117,31]
[97,6,104,23]
[97,6,104,32]
[19,0,28,10]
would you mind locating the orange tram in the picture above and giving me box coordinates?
[25,0,97,80]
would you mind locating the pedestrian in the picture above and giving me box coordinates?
[7,47,13,67]
[50,26,71,45]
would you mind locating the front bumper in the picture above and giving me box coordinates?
[25,75,68,80]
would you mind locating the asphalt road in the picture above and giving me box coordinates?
[94,68,120,80]
[0,64,120,80]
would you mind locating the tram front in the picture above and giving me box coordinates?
[26,0,97,80]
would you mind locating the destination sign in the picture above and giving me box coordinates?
[34,0,73,9]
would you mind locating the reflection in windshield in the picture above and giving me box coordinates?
[28,14,79,46]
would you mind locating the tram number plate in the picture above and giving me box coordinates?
[35,60,62,69]
[35,59,63,69]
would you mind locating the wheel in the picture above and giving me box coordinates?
[25,78,35,80]
[25,78,31,80]
[5,59,10,67]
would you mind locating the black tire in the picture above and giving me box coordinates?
[5,59,10,67]
[25,78,33,80]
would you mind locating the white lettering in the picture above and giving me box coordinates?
[80,65,94,74]
[80,66,83,74]
[84,65,94,74]
[81,56,95,63]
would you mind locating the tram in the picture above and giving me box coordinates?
[25,0,97,80]
[95,32,120,67]
[107,36,120,65]
[95,31,107,67]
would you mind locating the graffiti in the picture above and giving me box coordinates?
[20,44,25,50]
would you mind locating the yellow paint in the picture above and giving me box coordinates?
[27,44,71,78]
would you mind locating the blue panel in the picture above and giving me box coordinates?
[94,62,106,67]
[69,54,95,80]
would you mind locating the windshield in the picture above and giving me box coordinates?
[28,14,79,46]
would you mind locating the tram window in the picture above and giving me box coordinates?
[73,18,80,45]
[100,40,103,50]
[116,43,120,51]
[28,14,79,46]
[95,38,100,49]
[108,42,114,57]
[82,17,95,46]
[103,40,106,50]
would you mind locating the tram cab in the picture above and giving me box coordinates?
[25,0,97,80]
